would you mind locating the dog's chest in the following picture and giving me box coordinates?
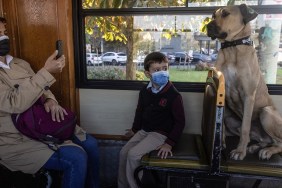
[222,64,238,90]
[221,64,243,109]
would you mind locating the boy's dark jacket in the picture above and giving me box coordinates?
[132,81,185,146]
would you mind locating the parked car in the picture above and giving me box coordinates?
[174,52,191,64]
[191,52,212,64]
[101,52,127,65]
[86,53,102,66]
[134,55,145,66]
[277,51,282,67]
[211,52,218,62]
[161,52,175,63]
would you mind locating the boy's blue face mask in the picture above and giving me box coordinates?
[152,71,169,87]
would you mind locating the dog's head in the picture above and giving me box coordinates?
[207,4,258,41]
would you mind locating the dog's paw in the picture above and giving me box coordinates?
[230,149,246,160]
[258,148,274,160]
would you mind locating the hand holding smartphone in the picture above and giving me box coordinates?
[56,40,63,59]
[43,40,65,73]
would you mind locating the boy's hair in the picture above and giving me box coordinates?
[144,52,169,71]
[0,17,6,24]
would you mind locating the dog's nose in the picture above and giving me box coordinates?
[206,21,217,40]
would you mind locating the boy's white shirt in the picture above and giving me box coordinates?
[147,81,168,94]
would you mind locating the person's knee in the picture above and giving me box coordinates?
[119,145,129,159]
[127,148,141,161]
[75,147,88,162]
[63,146,88,171]
[78,135,99,157]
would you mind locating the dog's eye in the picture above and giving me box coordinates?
[221,10,230,18]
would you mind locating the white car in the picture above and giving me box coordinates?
[134,55,145,65]
[101,52,127,65]
[278,51,282,67]
[86,53,102,66]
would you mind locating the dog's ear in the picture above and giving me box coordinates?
[239,4,258,24]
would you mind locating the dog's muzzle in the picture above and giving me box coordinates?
[207,21,227,40]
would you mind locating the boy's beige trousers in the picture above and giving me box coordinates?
[118,130,167,188]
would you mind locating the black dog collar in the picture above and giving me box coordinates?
[221,36,253,49]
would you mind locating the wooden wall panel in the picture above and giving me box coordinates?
[1,0,77,113]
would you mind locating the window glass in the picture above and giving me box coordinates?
[255,14,282,84]
[84,14,282,84]
[188,0,282,7]
[82,0,282,9]
[82,0,186,9]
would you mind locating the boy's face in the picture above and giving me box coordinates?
[144,61,169,79]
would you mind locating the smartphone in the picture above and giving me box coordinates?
[56,40,63,59]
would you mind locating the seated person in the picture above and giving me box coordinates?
[0,17,99,188]
[118,52,186,188]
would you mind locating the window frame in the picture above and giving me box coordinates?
[73,0,282,94]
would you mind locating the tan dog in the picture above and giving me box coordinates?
[207,4,282,160]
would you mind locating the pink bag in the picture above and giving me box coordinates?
[12,98,76,147]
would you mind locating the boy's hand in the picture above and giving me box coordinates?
[156,143,172,159]
[124,129,134,138]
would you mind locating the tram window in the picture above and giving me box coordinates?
[82,0,186,9]
[74,0,282,89]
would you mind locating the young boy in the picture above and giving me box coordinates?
[118,52,185,188]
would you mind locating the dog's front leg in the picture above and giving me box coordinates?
[230,94,256,160]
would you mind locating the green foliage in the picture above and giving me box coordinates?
[200,17,212,34]
[189,0,234,6]
[85,16,128,44]
[88,67,126,80]
[189,0,223,3]
[227,0,236,5]
[83,0,124,8]
[144,0,186,7]
[83,0,231,43]
[84,0,129,44]
[136,70,145,80]
[87,67,146,80]
[84,0,188,44]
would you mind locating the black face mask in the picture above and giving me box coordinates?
[0,38,10,56]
